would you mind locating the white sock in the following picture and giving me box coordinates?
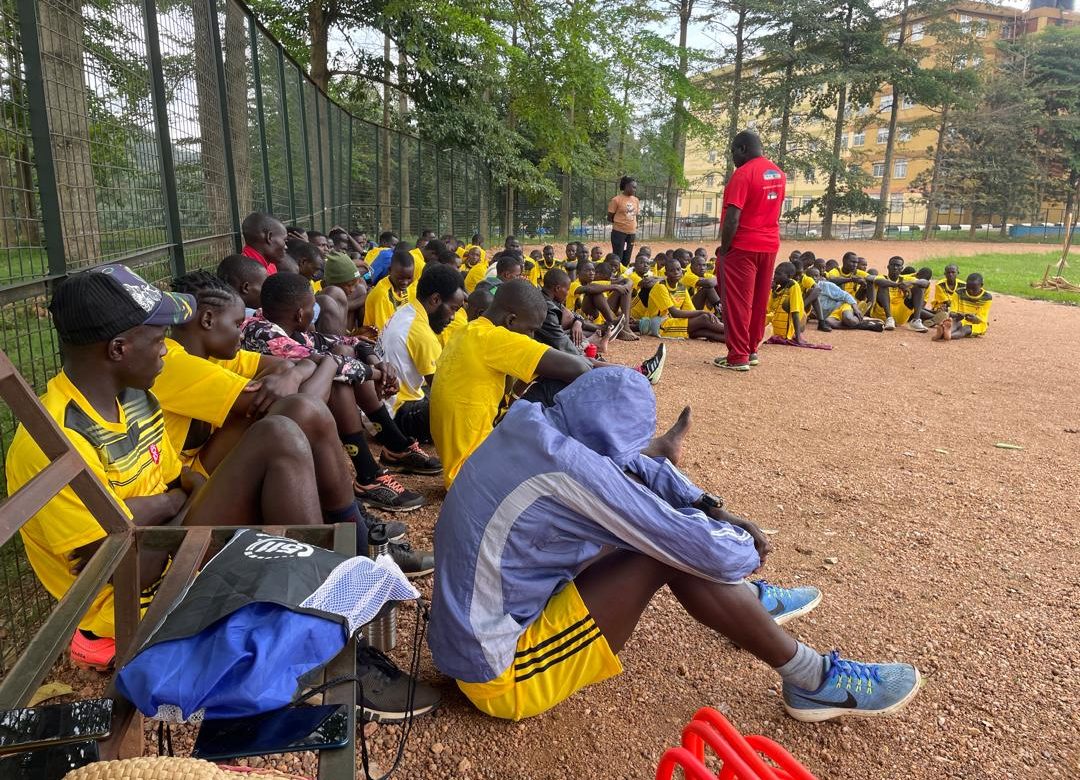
[775,641,827,691]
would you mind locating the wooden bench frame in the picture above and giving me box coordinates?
[0,350,357,778]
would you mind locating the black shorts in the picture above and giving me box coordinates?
[394,398,432,443]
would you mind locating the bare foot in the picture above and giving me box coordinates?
[642,405,692,466]
[942,324,953,341]
[931,323,945,342]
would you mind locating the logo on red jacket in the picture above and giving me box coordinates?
[148,443,160,464]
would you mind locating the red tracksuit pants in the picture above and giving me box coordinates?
[720,247,776,365]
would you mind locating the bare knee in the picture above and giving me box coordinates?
[270,393,336,437]
[247,416,313,461]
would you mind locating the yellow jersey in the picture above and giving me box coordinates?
[408,248,426,297]
[953,289,992,336]
[154,338,261,468]
[646,281,693,338]
[6,371,182,638]
[464,260,491,294]
[364,276,411,330]
[429,317,548,487]
[439,305,467,347]
[768,282,805,339]
[933,279,960,309]
[380,299,442,412]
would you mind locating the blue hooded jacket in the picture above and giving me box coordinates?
[428,367,760,683]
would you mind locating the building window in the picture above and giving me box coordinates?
[707,149,717,164]
[704,174,714,188]
[877,128,890,144]
[890,194,905,213]
[880,94,894,110]
[902,95,916,109]
[783,197,793,213]
[841,134,850,149]
[703,198,713,212]
[910,22,924,42]
[790,170,798,183]
[886,28,900,45]
[958,13,971,32]
[872,162,886,178]
[801,196,813,208]
[852,131,865,146]
[894,158,908,178]
[975,19,988,37]
[898,127,912,142]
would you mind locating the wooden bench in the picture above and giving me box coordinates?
[0,349,357,778]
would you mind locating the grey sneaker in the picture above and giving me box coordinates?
[354,471,425,513]
[883,316,896,331]
[355,645,441,723]
[908,318,928,333]
[390,540,434,579]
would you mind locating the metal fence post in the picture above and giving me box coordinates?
[277,45,295,222]
[249,13,272,212]
[373,121,380,228]
[313,94,325,231]
[347,115,353,225]
[16,0,65,278]
[397,132,403,235]
[207,0,242,253]
[297,73,314,226]
[142,0,185,275]
[434,147,441,235]
[448,152,454,236]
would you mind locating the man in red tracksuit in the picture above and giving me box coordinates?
[714,131,786,372]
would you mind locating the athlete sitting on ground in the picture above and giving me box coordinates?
[806,267,883,331]
[870,256,929,332]
[5,265,376,671]
[429,280,591,487]
[429,367,922,723]
[640,259,725,342]
[933,272,991,341]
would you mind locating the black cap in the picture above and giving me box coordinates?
[49,264,195,345]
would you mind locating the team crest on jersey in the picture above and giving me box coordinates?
[763,169,782,180]
[148,443,160,464]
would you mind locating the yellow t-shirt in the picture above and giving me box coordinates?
[408,248,427,297]
[953,289,992,336]
[464,261,491,294]
[460,244,488,265]
[430,317,548,487]
[381,299,443,412]
[681,269,700,290]
[364,276,411,330]
[629,272,651,320]
[439,306,467,347]
[154,338,261,467]
[5,371,182,637]
[363,246,387,268]
[934,279,960,309]
[526,261,543,288]
[868,273,917,320]
[646,281,693,338]
[826,267,868,297]
[799,275,815,294]
[769,282,805,339]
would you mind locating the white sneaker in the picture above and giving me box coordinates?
[908,318,928,333]
[884,317,896,331]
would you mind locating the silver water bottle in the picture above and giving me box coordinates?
[363,523,396,651]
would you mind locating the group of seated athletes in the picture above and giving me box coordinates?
[9,210,935,734]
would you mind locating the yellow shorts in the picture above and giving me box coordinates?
[871,299,913,324]
[826,303,852,322]
[457,582,622,721]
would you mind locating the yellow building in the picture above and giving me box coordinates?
[683,1,1078,234]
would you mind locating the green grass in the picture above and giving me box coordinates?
[921,250,1079,305]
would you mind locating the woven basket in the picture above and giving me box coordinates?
[63,757,311,780]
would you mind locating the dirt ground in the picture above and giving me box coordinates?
[48,242,1079,779]
[357,276,1080,780]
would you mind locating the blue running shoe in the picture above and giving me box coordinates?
[783,650,922,722]
[753,580,822,625]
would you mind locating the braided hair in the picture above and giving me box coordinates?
[171,269,240,313]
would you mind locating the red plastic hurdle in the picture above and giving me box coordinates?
[655,708,818,780]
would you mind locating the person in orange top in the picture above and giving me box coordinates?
[607,176,640,267]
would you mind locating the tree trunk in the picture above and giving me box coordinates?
[775,26,797,171]
[724,1,747,182]
[379,32,392,230]
[821,2,854,241]
[308,1,329,91]
[922,107,949,240]
[617,70,630,172]
[665,0,692,238]
[37,0,101,266]
[821,84,848,241]
[397,47,410,237]
[193,0,230,238]
[558,99,574,238]
[873,2,908,239]
[225,0,251,215]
